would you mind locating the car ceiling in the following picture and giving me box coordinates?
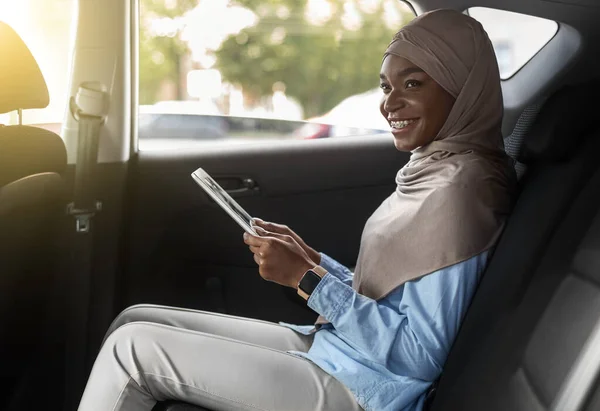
[414,0,600,33]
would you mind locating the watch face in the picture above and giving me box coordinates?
[299,270,322,295]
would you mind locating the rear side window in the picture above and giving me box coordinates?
[467,7,558,79]
[137,0,415,150]
[0,0,77,134]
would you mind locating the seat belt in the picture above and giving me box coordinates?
[64,82,109,410]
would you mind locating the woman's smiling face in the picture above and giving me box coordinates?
[379,54,455,152]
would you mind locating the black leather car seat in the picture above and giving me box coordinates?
[431,81,600,409]
[0,21,68,410]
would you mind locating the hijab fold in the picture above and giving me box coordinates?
[316,10,516,324]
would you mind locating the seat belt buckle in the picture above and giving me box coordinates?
[66,201,102,233]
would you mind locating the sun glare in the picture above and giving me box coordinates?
[0,0,77,126]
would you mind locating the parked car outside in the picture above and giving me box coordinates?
[292,88,390,139]
[138,89,390,148]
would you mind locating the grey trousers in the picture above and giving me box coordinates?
[77,304,362,411]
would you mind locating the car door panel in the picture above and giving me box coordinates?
[121,135,409,324]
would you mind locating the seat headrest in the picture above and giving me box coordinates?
[0,22,49,114]
[520,80,600,163]
[0,126,67,187]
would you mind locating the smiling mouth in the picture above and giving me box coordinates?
[390,119,418,131]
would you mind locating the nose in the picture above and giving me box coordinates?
[382,90,406,115]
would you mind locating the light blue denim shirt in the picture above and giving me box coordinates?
[281,251,490,411]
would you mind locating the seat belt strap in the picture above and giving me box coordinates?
[64,82,108,410]
[67,82,107,231]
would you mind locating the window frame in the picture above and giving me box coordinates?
[466,6,560,81]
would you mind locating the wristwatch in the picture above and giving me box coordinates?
[297,265,327,301]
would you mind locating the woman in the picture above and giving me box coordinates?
[78,9,515,411]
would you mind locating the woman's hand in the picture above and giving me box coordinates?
[252,218,321,265]
[243,228,317,289]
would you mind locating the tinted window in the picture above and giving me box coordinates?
[468,7,558,79]
[137,0,415,150]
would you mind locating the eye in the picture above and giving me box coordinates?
[380,83,391,93]
[405,80,421,89]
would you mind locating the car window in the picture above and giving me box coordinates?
[0,0,77,134]
[467,7,558,79]
[137,0,415,150]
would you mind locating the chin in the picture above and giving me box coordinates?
[393,138,418,152]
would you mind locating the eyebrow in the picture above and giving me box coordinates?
[380,67,425,80]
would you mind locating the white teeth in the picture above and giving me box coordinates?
[390,119,415,129]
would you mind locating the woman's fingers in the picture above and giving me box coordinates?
[252,220,308,247]
[252,224,275,238]
[254,226,295,243]
[245,233,279,256]
[251,218,267,229]
[254,226,270,236]
[243,232,267,247]
[249,221,317,262]
[253,219,289,234]
[245,221,316,287]
[244,228,315,287]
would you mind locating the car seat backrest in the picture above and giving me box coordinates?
[0,21,66,185]
[0,172,64,214]
[0,125,67,186]
[438,154,600,410]
[432,80,600,410]
[0,173,65,333]
[520,80,600,164]
[0,21,68,409]
[0,20,66,185]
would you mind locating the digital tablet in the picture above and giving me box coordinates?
[191,167,258,235]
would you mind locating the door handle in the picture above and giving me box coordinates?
[215,177,260,197]
[227,178,257,194]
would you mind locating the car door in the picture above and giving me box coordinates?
[114,0,416,326]
[121,135,408,323]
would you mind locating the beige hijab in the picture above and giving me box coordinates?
[318,9,516,324]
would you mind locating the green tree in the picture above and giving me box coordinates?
[215,0,413,117]
[139,0,197,104]
[139,0,413,117]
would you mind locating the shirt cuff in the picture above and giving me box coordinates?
[307,272,354,323]
[319,253,352,282]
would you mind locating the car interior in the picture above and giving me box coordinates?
[3,0,600,410]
